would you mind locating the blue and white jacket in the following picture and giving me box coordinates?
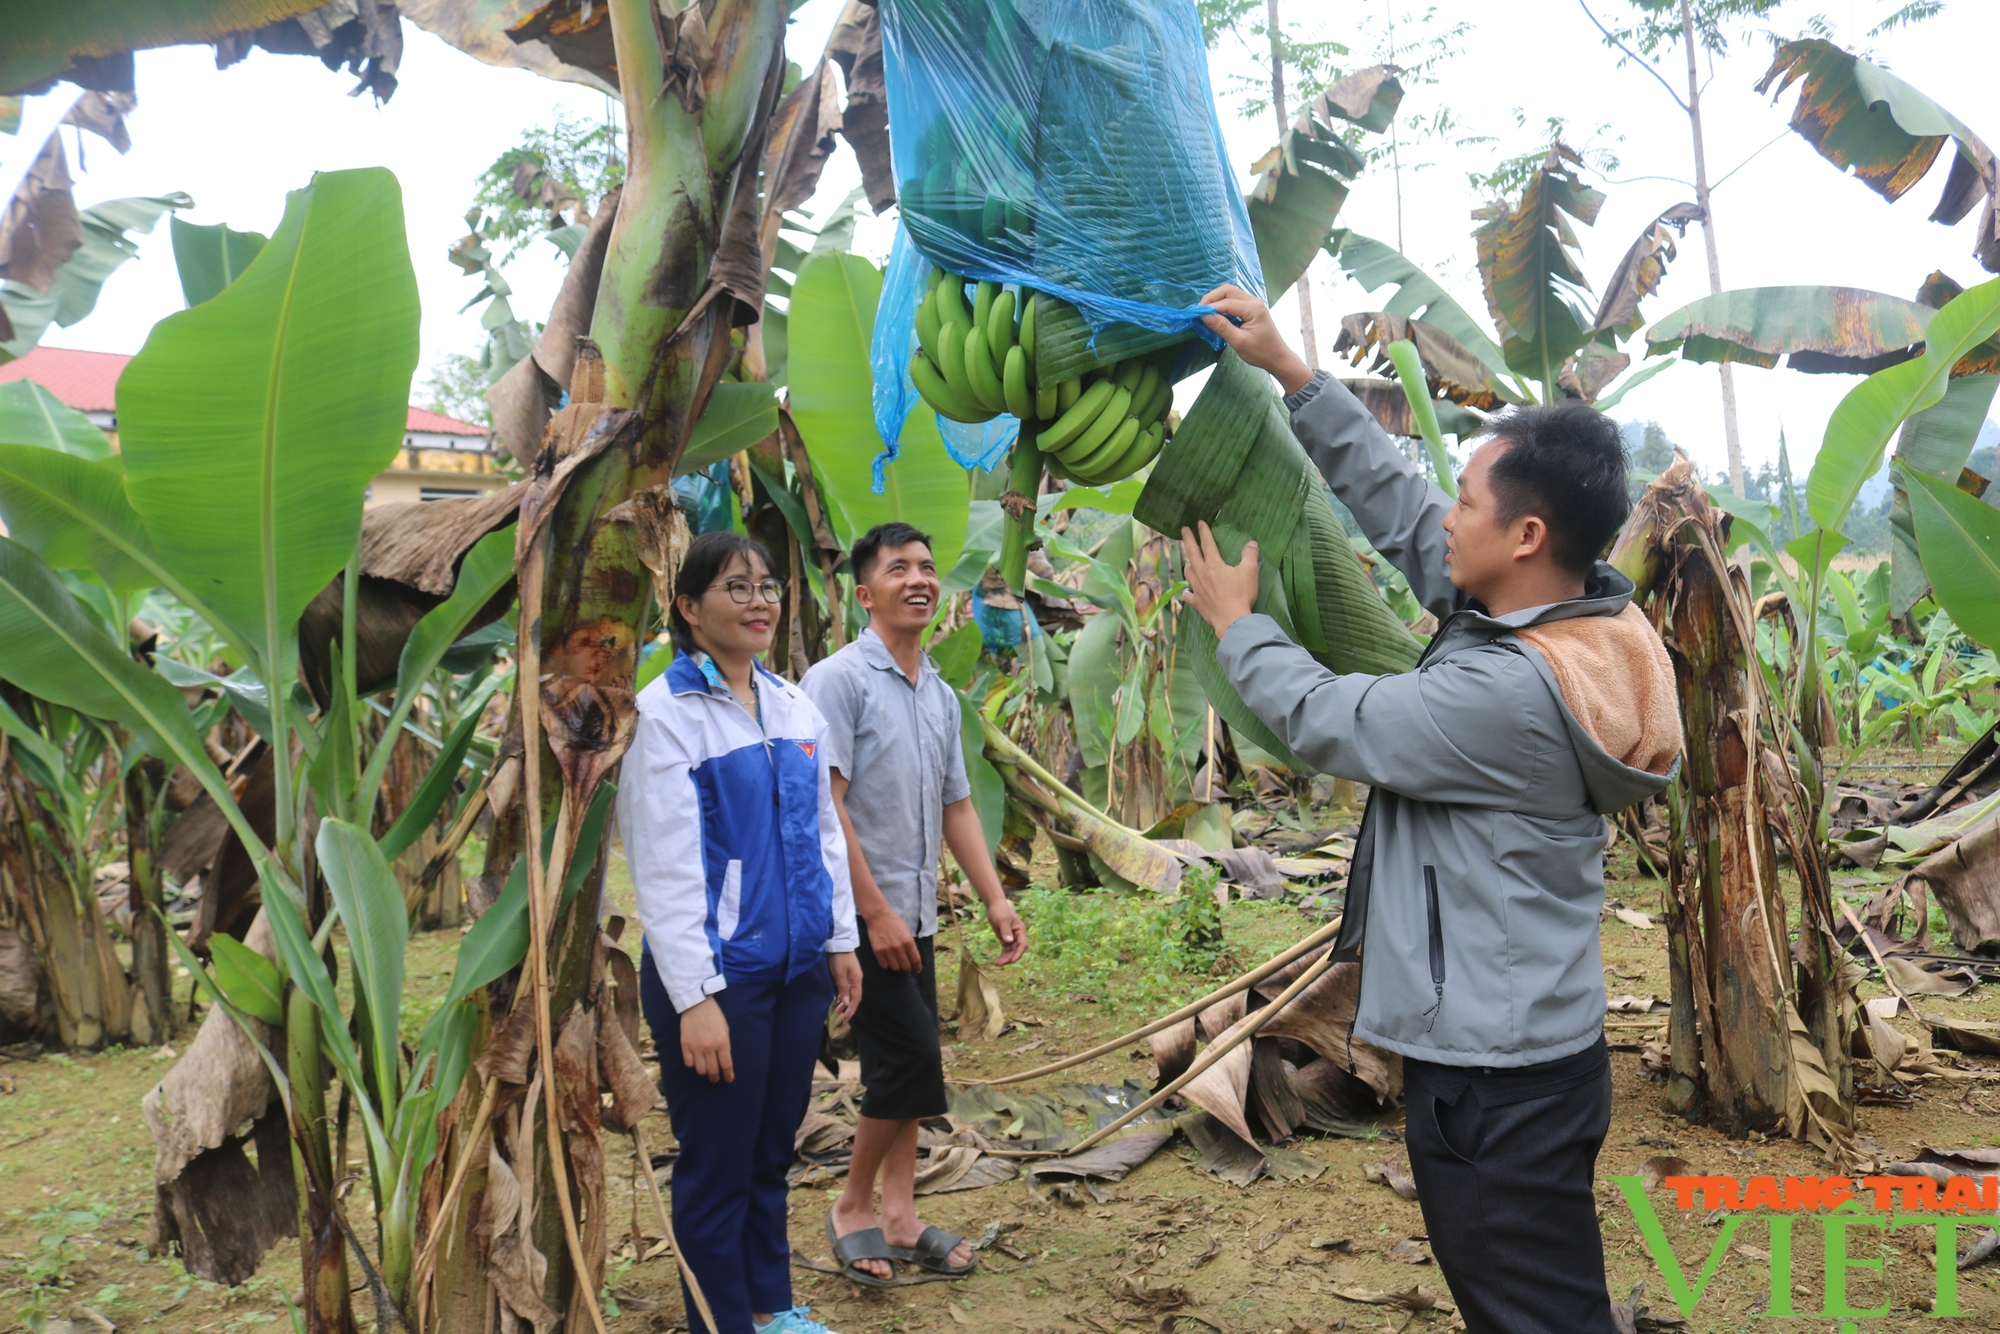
[618,653,858,1012]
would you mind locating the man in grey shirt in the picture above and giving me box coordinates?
[802,522,1026,1285]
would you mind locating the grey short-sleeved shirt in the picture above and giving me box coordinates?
[801,628,970,938]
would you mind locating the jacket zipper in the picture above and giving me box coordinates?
[1421,865,1445,1033]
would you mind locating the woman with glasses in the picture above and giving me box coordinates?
[618,531,863,1334]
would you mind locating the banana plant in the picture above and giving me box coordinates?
[0,166,529,1329]
[1331,144,1693,418]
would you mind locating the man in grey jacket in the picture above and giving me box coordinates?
[1181,286,1681,1334]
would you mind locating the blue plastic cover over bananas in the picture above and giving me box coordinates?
[870,0,1262,471]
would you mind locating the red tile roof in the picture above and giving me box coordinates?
[0,346,128,411]
[404,406,487,436]
[0,345,488,436]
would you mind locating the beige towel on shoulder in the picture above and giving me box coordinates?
[1515,603,1681,776]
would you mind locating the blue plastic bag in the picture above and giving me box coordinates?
[871,0,1261,462]
[872,226,1019,476]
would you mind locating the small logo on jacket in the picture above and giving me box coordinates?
[796,740,816,759]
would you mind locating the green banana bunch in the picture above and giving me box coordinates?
[908,270,1173,486]
[1035,355,1172,486]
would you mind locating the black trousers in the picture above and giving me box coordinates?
[1402,1042,1615,1334]
[851,925,947,1120]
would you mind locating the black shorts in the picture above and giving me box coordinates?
[852,924,947,1120]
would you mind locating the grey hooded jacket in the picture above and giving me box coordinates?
[1215,372,1679,1068]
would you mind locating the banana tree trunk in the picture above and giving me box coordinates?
[415,2,791,1326]
[124,756,172,1046]
[0,747,129,1051]
[1614,456,1856,1144]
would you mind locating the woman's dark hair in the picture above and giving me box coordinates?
[668,531,774,655]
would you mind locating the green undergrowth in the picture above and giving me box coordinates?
[994,873,1303,1019]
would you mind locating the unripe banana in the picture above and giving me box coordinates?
[1003,345,1034,420]
[911,354,992,424]
[1021,294,1038,362]
[1035,382,1059,420]
[1041,378,1118,451]
[973,281,999,341]
[965,326,1009,413]
[1068,412,1139,477]
[1056,385,1133,463]
[1131,364,1165,424]
[1113,359,1145,394]
[1109,420,1167,479]
[935,274,972,330]
[937,320,978,405]
[925,265,943,292]
[915,294,943,364]
[1057,375,1081,413]
[988,290,1017,359]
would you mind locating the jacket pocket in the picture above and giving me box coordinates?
[717,860,743,941]
[1422,865,1445,1032]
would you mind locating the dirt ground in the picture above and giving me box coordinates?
[5,819,1999,1334]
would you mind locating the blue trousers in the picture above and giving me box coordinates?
[641,950,832,1334]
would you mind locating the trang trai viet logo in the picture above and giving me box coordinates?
[1612,1172,2000,1328]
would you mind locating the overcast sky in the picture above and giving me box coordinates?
[5,0,1995,483]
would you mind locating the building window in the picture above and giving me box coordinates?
[420,487,481,502]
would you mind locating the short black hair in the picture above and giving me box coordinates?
[1482,401,1631,576]
[851,522,933,584]
[668,531,773,654]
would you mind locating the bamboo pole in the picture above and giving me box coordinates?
[968,915,1343,1087]
[1063,948,1338,1155]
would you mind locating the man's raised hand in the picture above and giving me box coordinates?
[1179,522,1260,639]
[1199,284,1315,396]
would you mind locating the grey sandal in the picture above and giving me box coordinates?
[888,1225,976,1277]
[825,1214,899,1288]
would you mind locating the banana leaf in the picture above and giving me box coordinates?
[169,216,267,308]
[1329,231,1513,389]
[1136,350,1422,772]
[1904,468,2000,650]
[787,251,967,573]
[118,167,419,686]
[1472,143,1603,390]
[0,381,111,458]
[1757,38,1998,271]
[1644,286,1933,374]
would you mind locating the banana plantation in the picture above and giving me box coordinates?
[3,3,2000,1333]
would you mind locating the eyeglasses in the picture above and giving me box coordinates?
[715,578,784,605]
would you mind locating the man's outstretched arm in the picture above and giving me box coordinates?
[1200,284,1461,619]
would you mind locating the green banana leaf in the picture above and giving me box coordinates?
[787,251,966,574]
[208,935,285,1026]
[376,702,486,864]
[677,381,779,476]
[1472,145,1603,390]
[317,818,406,1120]
[0,535,247,834]
[1136,350,1422,772]
[1808,277,2000,533]
[958,692,1005,857]
[170,216,267,308]
[1066,609,1124,770]
[1644,286,1934,374]
[1330,231,1512,385]
[0,381,111,458]
[1896,373,1999,481]
[1385,340,1456,497]
[1904,469,2000,650]
[0,446,173,595]
[1,195,190,361]
[117,167,420,685]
